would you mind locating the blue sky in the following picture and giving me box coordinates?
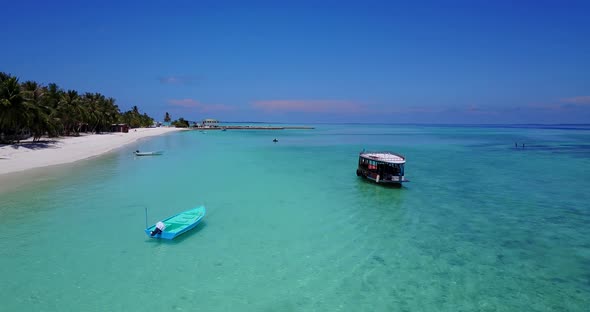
[1,0,589,123]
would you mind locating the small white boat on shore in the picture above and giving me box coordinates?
[134,150,164,156]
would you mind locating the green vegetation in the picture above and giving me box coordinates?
[167,113,193,128]
[171,117,190,128]
[120,106,154,128]
[0,72,155,143]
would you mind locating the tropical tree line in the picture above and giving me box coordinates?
[162,112,191,128]
[171,117,190,128]
[0,72,155,143]
[120,106,154,129]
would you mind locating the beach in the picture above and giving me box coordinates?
[0,127,183,176]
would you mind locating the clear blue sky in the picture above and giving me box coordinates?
[1,0,589,123]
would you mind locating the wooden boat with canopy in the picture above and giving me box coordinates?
[356,151,409,185]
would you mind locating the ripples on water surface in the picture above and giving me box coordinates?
[0,124,589,311]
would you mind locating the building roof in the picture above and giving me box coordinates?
[360,152,406,164]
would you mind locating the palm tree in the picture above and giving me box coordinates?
[84,93,122,133]
[21,81,44,103]
[164,112,171,122]
[58,90,87,135]
[44,83,64,136]
[141,113,153,127]
[1,72,156,141]
[82,92,107,133]
[0,74,31,143]
[102,97,120,130]
[21,80,56,140]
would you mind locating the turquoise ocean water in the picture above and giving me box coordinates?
[0,124,589,311]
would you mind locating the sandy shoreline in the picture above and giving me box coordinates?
[0,127,183,176]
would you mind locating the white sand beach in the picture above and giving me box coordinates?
[0,127,183,176]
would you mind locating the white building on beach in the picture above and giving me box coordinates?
[201,118,219,128]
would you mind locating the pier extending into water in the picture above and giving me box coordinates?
[194,126,314,130]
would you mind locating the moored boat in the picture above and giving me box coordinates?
[134,150,164,156]
[356,151,409,185]
[145,206,206,239]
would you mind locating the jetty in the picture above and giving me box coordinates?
[188,118,314,130]
[193,126,314,130]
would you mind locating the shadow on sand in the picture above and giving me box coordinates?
[2,140,60,150]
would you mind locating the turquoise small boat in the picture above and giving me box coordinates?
[145,206,206,239]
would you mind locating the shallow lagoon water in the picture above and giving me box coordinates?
[0,124,589,311]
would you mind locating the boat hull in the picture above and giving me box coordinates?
[356,169,408,184]
[135,151,163,156]
[145,206,206,240]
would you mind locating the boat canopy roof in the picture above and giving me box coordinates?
[360,152,406,164]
